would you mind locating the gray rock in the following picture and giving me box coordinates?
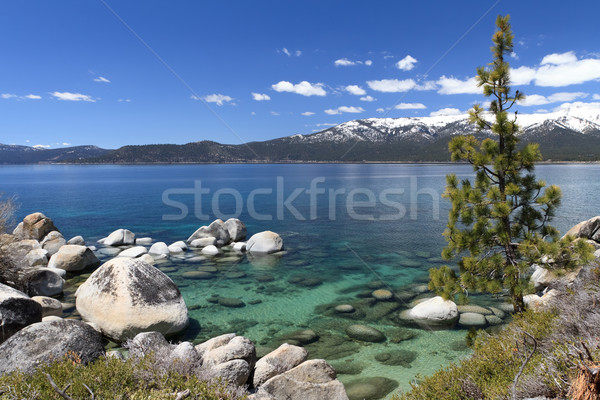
[190,237,217,248]
[48,244,100,272]
[41,231,66,256]
[345,324,386,343]
[224,218,247,242]
[485,315,503,325]
[25,248,49,266]
[187,220,231,246]
[75,258,189,342]
[118,246,148,258]
[127,331,170,357]
[458,312,487,328]
[0,283,42,343]
[563,216,600,241]
[0,320,105,375]
[232,242,247,252]
[246,231,284,254]
[253,343,308,387]
[23,268,65,297]
[139,254,156,265]
[32,296,62,318]
[253,359,348,400]
[67,235,85,245]
[168,244,185,253]
[372,289,393,300]
[210,359,251,386]
[13,212,58,241]
[335,304,355,313]
[457,305,493,315]
[344,376,399,400]
[171,241,188,251]
[281,329,319,345]
[103,229,136,246]
[149,242,170,256]
[135,237,153,245]
[200,335,256,368]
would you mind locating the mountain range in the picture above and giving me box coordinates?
[2,103,600,164]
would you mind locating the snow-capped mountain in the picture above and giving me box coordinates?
[285,102,600,145]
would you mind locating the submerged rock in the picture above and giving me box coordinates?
[335,304,355,313]
[344,376,399,400]
[374,349,417,367]
[372,289,393,300]
[75,257,189,342]
[458,312,487,328]
[345,324,386,343]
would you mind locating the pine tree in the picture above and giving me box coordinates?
[428,15,593,313]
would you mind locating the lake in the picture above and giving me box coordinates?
[2,163,600,397]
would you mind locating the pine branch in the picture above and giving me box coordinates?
[45,374,74,400]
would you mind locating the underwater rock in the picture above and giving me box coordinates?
[457,305,493,315]
[218,297,246,308]
[182,271,215,280]
[344,376,399,400]
[374,349,417,367]
[371,289,393,301]
[335,304,355,313]
[458,312,487,328]
[345,324,386,343]
[281,329,319,345]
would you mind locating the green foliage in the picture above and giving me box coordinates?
[393,308,557,400]
[429,15,593,311]
[0,353,247,400]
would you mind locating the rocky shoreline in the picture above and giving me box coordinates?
[2,212,599,399]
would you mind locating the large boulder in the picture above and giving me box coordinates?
[246,231,283,254]
[251,359,348,400]
[32,296,63,318]
[224,218,247,242]
[187,220,231,246]
[196,333,256,386]
[0,283,42,343]
[25,248,49,266]
[23,268,65,296]
[75,257,189,342]
[48,245,100,272]
[103,229,136,246]
[253,343,308,387]
[40,231,66,256]
[0,320,105,375]
[408,296,459,327]
[13,212,58,241]
[564,216,600,242]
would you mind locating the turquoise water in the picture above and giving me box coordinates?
[2,163,600,397]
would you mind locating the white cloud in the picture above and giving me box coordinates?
[430,107,463,117]
[396,55,417,71]
[24,94,41,99]
[376,108,385,113]
[252,92,271,101]
[93,76,110,83]
[1,93,16,99]
[301,111,315,116]
[201,94,234,106]
[118,98,132,102]
[367,78,416,93]
[51,92,95,102]
[251,111,256,115]
[360,95,376,102]
[541,51,578,65]
[593,94,600,100]
[272,81,326,96]
[511,66,537,85]
[33,144,50,149]
[345,85,366,95]
[535,58,600,86]
[324,106,365,115]
[281,48,301,57]
[510,52,519,60]
[365,60,373,66]
[62,142,71,146]
[335,58,357,66]
[552,101,600,113]
[436,76,480,94]
[395,103,426,110]
[270,111,280,116]
[519,92,588,106]
[316,123,338,127]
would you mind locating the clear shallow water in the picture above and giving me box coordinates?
[2,163,600,398]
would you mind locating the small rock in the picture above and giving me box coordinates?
[408,296,458,327]
[344,376,398,400]
[48,245,100,272]
[118,246,148,258]
[335,304,355,313]
[485,315,503,325]
[41,231,66,256]
[139,254,155,265]
[149,242,170,256]
[202,245,221,256]
[458,312,487,328]
[32,296,63,318]
[246,231,283,254]
[218,297,246,308]
[457,305,493,315]
[182,271,215,280]
[190,237,218,248]
[345,324,386,343]
[67,236,85,245]
[25,248,49,267]
[171,241,188,251]
[135,237,153,245]
[103,229,135,246]
[233,242,247,252]
[372,289,393,301]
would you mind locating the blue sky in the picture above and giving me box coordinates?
[1,1,600,149]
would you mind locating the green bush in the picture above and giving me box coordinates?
[0,352,248,400]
